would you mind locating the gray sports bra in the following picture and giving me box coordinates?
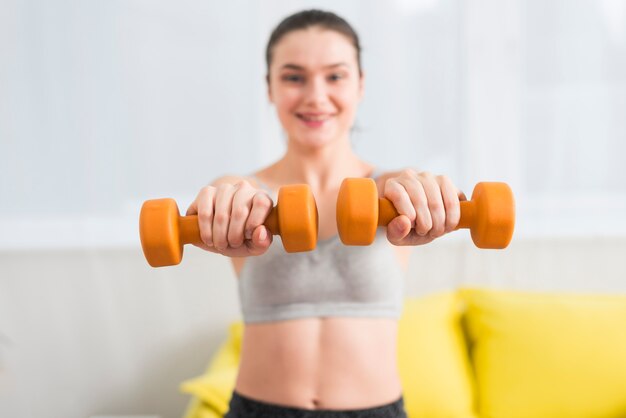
[237,173,406,324]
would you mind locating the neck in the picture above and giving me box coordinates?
[273,135,371,192]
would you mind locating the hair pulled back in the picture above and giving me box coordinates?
[265,9,362,76]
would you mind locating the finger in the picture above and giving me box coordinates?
[438,176,461,233]
[228,182,255,248]
[195,187,216,248]
[245,224,273,256]
[383,179,417,223]
[394,229,436,246]
[419,174,445,238]
[397,177,429,234]
[217,225,272,257]
[186,200,198,216]
[212,184,236,251]
[245,192,274,240]
[386,215,412,245]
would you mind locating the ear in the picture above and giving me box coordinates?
[266,74,274,103]
[358,71,366,101]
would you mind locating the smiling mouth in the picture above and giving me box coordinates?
[296,113,333,122]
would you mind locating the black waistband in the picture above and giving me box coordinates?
[224,390,407,418]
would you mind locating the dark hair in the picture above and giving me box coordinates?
[265,9,362,77]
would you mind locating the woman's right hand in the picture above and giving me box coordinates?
[186,178,274,257]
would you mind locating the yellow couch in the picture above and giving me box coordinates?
[181,288,626,418]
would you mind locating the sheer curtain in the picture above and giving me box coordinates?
[521,0,626,235]
[1,0,625,249]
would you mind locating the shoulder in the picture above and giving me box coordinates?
[210,175,261,188]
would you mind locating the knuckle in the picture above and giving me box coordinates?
[200,185,215,195]
[415,224,429,237]
[235,179,251,190]
[420,173,438,186]
[197,187,215,204]
[384,181,402,200]
[214,211,229,224]
[385,189,401,202]
[430,221,445,237]
[401,168,417,178]
[253,193,272,209]
[443,193,456,207]
[437,174,450,185]
[231,205,250,222]
[197,208,213,222]
[417,200,430,215]
[404,206,417,222]
[428,199,443,212]
[200,231,213,246]
[417,209,433,229]
[217,183,234,193]
[229,236,243,248]
[213,236,228,250]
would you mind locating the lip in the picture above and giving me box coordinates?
[296,112,334,128]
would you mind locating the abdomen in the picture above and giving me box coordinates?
[234,317,402,410]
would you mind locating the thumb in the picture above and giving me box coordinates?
[386,215,412,244]
[247,225,272,255]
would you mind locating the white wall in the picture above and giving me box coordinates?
[2,0,625,247]
[1,1,626,417]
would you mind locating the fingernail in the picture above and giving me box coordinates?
[259,227,267,241]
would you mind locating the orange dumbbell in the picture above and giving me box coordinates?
[140,184,318,267]
[336,178,515,249]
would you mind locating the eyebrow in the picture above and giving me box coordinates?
[280,63,349,71]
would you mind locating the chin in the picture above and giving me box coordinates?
[295,134,336,149]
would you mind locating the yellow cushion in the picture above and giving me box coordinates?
[398,292,478,418]
[461,287,626,418]
[181,322,243,418]
[181,292,477,418]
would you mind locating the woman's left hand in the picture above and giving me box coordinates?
[381,169,466,246]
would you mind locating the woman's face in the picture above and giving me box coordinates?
[267,28,364,149]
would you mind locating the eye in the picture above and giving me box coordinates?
[328,73,344,82]
[282,74,304,83]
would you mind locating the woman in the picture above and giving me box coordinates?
[186,9,463,418]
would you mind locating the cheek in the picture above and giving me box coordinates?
[273,88,301,112]
[334,89,360,117]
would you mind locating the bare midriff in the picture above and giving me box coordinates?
[234,317,402,410]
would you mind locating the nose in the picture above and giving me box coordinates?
[303,76,329,107]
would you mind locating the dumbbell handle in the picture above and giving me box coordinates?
[178,216,203,246]
[377,199,473,229]
[165,209,281,247]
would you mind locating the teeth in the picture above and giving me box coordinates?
[301,115,328,121]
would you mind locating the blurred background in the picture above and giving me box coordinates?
[1,0,625,417]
